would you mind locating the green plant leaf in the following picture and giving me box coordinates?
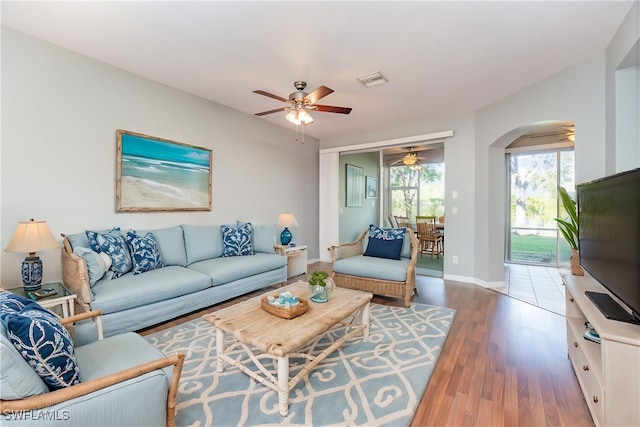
[556,186,579,250]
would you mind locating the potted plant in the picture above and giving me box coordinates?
[555,186,584,275]
[308,269,334,303]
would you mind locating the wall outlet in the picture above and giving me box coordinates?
[452,256,459,264]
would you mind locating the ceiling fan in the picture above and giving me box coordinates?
[391,147,427,167]
[253,81,352,125]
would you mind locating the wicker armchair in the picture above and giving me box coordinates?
[1,310,185,427]
[328,228,419,307]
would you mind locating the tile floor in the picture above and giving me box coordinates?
[496,263,569,316]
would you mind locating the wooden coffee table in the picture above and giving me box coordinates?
[203,280,372,416]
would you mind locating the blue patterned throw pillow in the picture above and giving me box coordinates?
[0,305,81,390]
[221,221,254,257]
[368,224,406,241]
[126,231,164,275]
[86,228,132,278]
[0,291,34,313]
[363,224,406,260]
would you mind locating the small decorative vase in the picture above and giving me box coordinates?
[570,249,584,276]
[309,278,335,303]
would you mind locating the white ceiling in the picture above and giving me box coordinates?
[1,1,634,141]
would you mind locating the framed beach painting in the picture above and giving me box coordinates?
[116,130,212,212]
[345,164,364,207]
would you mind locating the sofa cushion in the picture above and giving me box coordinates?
[182,224,223,264]
[332,255,410,282]
[126,231,164,275]
[137,226,187,267]
[74,247,113,286]
[221,222,254,257]
[90,266,211,313]
[253,224,276,254]
[86,228,132,278]
[188,253,287,286]
[0,303,81,390]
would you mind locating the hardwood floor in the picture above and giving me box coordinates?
[139,262,594,427]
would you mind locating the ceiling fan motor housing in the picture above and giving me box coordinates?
[289,81,309,104]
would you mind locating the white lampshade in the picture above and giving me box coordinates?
[5,219,59,255]
[277,213,299,228]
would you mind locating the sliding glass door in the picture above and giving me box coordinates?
[506,149,575,266]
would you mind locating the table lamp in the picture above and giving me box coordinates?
[277,213,299,245]
[4,219,60,291]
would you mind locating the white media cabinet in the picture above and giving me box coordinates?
[563,274,640,427]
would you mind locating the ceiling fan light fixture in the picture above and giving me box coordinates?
[402,153,418,165]
[285,107,314,125]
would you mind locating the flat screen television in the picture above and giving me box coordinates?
[577,168,640,324]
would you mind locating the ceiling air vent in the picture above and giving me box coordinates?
[356,71,389,88]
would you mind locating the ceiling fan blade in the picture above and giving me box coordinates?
[304,86,334,104]
[255,107,288,116]
[313,104,352,114]
[253,90,288,103]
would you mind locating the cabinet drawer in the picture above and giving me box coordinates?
[567,326,603,426]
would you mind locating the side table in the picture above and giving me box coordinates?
[7,282,77,318]
[275,245,308,278]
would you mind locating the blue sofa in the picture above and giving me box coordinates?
[61,224,287,337]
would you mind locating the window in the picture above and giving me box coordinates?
[506,149,575,266]
[390,163,445,220]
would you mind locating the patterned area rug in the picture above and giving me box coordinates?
[145,302,456,426]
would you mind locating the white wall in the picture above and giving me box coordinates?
[1,28,320,286]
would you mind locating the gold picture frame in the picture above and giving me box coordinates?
[116,129,212,212]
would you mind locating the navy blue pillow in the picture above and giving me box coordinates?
[363,237,404,260]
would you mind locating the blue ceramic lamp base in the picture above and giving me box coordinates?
[280,228,292,245]
[21,255,43,291]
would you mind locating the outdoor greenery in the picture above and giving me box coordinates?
[390,164,444,219]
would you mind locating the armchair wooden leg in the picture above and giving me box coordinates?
[166,353,185,427]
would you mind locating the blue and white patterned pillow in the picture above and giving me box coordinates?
[0,305,81,390]
[126,231,164,275]
[221,221,254,257]
[86,228,132,278]
[368,224,406,241]
[0,291,34,313]
[363,224,406,260]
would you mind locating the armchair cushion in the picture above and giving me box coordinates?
[333,255,411,282]
[1,303,81,390]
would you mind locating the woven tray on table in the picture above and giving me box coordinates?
[261,297,309,319]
